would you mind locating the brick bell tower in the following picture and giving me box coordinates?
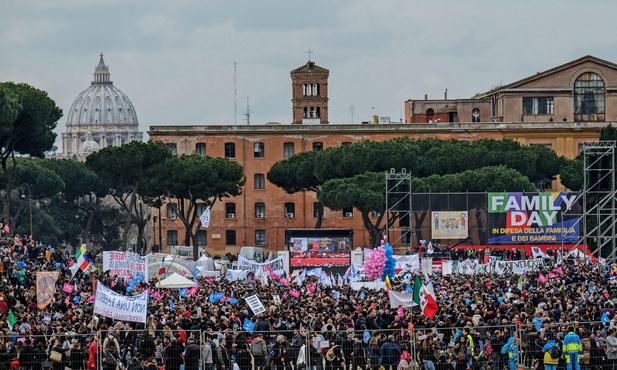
[291,54,329,124]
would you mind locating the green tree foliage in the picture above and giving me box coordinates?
[0,83,62,224]
[86,141,172,250]
[267,151,325,227]
[313,137,561,247]
[40,159,117,250]
[157,155,245,258]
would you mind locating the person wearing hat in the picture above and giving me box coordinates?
[184,336,200,370]
[250,333,268,370]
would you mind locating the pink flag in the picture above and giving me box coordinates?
[289,289,301,299]
[206,278,214,283]
[554,267,565,276]
[87,295,96,303]
[283,292,288,300]
[64,296,70,303]
[548,272,557,279]
[538,274,548,284]
[187,286,199,296]
[62,283,75,294]
[307,284,316,294]
[397,306,405,317]
[280,278,289,286]
[3,224,9,233]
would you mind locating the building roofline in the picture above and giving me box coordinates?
[148,122,607,136]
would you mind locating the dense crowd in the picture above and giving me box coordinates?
[0,234,616,370]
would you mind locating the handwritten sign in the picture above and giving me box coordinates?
[94,283,148,323]
[103,251,149,279]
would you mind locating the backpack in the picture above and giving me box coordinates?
[326,345,339,362]
[549,344,561,359]
[483,341,493,357]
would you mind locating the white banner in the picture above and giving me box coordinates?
[456,258,546,275]
[237,255,285,272]
[94,283,148,323]
[103,251,149,278]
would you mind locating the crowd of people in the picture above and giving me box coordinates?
[0,234,616,370]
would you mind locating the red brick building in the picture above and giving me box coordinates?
[149,56,612,255]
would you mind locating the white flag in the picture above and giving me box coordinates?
[199,206,211,228]
[427,241,434,254]
[531,247,550,259]
[388,291,417,309]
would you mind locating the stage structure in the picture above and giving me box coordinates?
[580,141,617,263]
[385,169,412,253]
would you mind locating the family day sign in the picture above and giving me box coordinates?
[103,251,149,278]
[94,282,148,323]
[487,192,581,244]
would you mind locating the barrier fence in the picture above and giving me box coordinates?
[0,322,611,370]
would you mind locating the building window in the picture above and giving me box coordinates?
[402,230,411,244]
[224,142,236,158]
[313,202,322,218]
[225,230,236,246]
[196,203,208,218]
[167,230,178,246]
[284,203,295,218]
[343,207,354,218]
[426,108,435,123]
[255,202,265,218]
[471,108,481,122]
[167,143,177,156]
[195,143,206,156]
[254,174,265,189]
[523,97,554,115]
[167,204,178,219]
[342,142,352,147]
[225,203,236,219]
[197,230,207,246]
[254,142,265,158]
[283,142,295,158]
[255,230,266,246]
[574,72,605,121]
[312,142,323,152]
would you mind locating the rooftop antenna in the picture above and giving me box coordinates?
[350,106,355,124]
[234,62,237,125]
[244,97,251,125]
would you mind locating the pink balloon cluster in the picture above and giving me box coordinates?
[364,246,387,281]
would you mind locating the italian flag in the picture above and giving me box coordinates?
[412,275,438,319]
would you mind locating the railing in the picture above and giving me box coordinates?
[2,322,608,370]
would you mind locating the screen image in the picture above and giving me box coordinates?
[289,236,351,268]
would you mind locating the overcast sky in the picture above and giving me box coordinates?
[2,0,617,146]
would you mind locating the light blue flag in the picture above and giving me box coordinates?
[242,318,256,334]
[363,329,371,344]
[360,291,366,299]
[602,312,610,324]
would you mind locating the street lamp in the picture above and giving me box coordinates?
[20,184,32,238]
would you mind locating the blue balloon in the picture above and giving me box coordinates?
[497,297,504,303]
[55,262,61,268]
